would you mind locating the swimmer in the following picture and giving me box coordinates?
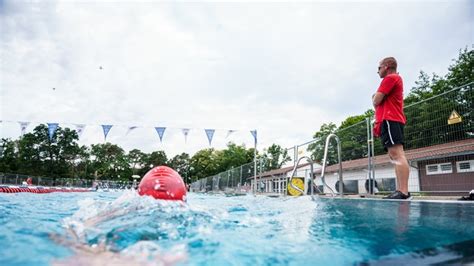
[50,231,187,266]
[50,166,189,265]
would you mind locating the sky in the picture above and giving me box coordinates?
[0,0,472,157]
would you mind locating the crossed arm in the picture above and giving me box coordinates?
[372,92,385,107]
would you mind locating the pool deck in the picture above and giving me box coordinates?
[253,192,474,203]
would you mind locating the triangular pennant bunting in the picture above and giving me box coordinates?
[182,128,190,143]
[47,123,59,141]
[225,129,236,139]
[19,122,30,136]
[126,126,138,136]
[101,125,113,141]
[205,129,215,146]
[155,127,166,143]
[7,120,255,148]
[250,130,257,145]
[75,124,86,138]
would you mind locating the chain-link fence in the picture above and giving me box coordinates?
[192,82,474,196]
[0,172,135,190]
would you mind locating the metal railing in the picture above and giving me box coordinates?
[191,82,473,196]
[287,156,316,196]
[320,134,341,197]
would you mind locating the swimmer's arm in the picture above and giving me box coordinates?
[49,232,105,254]
[372,92,385,107]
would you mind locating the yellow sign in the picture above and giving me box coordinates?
[448,110,462,125]
[287,177,305,196]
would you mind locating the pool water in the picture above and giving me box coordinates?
[0,191,473,265]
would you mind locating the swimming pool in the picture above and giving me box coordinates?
[0,192,473,265]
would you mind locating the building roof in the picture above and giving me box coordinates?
[251,139,474,179]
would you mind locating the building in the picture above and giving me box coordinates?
[250,139,474,195]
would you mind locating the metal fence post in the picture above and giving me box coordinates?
[366,118,372,195]
[370,117,375,192]
[293,145,297,166]
[240,166,243,187]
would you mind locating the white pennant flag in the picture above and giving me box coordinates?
[182,128,190,143]
[126,126,138,136]
[19,121,30,136]
[75,124,86,138]
[225,129,236,139]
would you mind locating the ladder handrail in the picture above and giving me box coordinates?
[320,133,343,197]
[288,156,315,196]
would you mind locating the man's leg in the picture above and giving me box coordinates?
[387,144,409,194]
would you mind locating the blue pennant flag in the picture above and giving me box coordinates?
[47,123,59,141]
[250,130,257,145]
[205,129,215,146]
[155,127,166,143]
[101,125,113,141]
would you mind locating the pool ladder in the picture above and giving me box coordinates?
[288,133,343,197]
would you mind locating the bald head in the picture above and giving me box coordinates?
[381,57,397,71]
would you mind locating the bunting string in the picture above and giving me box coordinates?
[1,120,257,146]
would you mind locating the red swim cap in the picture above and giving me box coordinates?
[138,166,187,201]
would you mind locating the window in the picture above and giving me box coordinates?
[426,163,453,175]
[457,160,474,173]
[427,165,438,173]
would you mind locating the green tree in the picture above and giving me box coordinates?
[0,138,19,173]
[74,145,92,179]
[140,150,168,176]
[55,127,82,178]
[90,143,131,180]
[261,144,291,171]
[215,142,254,173]
[445,47,473,88]
[17,125,49,176]
[189,148,219,180]
[337,111,377,161]
[168,153,191,182]
[307,123,337,164]
[128,149,146,176]
[402,47,473,151]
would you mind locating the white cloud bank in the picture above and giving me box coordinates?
[1,0,472,156]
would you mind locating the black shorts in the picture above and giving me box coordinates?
[381,120,404,150]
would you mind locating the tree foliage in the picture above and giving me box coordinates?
[307,123,337,164]
[261,144,291,171]
[168,153,191,182]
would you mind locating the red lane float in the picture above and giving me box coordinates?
[0,185,93,194]
[138,166,187,201]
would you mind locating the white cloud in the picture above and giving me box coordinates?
[1,0,472,157]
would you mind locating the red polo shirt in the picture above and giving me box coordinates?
[375,73,406,124]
